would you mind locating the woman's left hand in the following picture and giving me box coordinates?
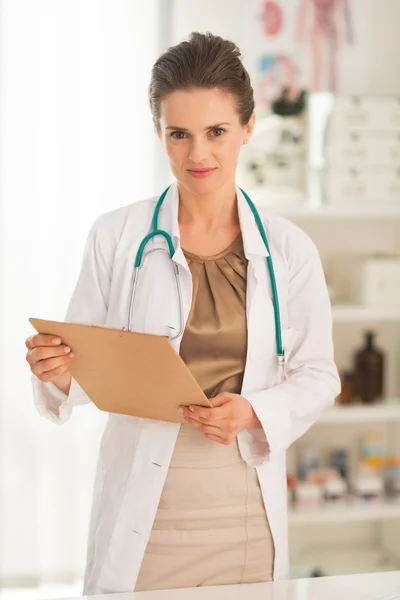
[179,392,262,445]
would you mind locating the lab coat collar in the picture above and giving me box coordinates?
[156,180,269,267]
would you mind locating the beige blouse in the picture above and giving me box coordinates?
[180,232,248,398]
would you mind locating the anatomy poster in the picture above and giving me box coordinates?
[296,0,354,93]
[239,0,307,111]
[256,54,305,114]
[238,0,369,98]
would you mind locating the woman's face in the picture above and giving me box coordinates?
[158,88,255,196]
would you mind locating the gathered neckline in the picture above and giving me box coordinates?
[182,233,243,262]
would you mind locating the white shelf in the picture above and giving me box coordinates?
[317,403,400,423]
[263,205,400,220]
[290,543,400,578]
[332,304,400,322]
[289,499,400,525]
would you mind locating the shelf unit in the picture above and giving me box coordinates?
[280,199,400,577]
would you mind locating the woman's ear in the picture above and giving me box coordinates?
[243,111,256,145]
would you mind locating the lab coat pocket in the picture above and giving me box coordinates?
[144,294,177,337]
[144,273,182,337]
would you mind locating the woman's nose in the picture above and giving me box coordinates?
[188,138,210,164]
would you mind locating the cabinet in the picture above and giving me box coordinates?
[259,205,400,578]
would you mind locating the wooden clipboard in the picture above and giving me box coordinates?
[29,318,211,423]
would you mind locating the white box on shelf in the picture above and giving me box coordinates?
[329,96,400,133]
[326,131,400,168]
[357,256,400,307]
[325,166,400,206]
[328,251,400,309]
[324,167,370,204]
[379,167,400,202]
[381,132,400,165]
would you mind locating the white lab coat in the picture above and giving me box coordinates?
[31,181,340,595]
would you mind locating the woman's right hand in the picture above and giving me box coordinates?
[25,334,74,392]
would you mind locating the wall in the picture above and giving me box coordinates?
[0,0,160,584]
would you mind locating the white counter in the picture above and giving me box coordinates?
[56,571,400,600]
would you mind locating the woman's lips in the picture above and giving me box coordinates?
[187,168,217,179]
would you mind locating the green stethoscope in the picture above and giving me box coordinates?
[128,185,286,373]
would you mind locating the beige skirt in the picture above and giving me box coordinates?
[134,424,275,592]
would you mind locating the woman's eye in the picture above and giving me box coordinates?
[170,131,187,140]
[210,128,225,137]
[169,128,225,139]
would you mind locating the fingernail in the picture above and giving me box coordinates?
[52,338,61,345]
[64,347,70,353]
[189,405,194,413]
[69,352,74,358]
[178,407,185,416]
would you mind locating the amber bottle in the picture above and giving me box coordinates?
[354,331,384,404]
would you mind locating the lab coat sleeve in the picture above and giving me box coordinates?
[242,229,341,467]
[31,215,112,425]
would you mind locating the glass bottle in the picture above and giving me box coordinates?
[354,331,384,404]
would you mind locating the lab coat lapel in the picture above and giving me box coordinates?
[153,182,192,350]
[236,186,276,393]
[154,181,189,272]
[236,186,269,261]
[236,184,270,310]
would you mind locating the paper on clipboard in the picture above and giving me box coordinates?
[29,318,211,423]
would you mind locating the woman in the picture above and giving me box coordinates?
[25,32,340,595]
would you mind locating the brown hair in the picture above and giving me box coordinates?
[149,31,255,132]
